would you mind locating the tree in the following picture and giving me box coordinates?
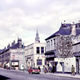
[58,35,73,58]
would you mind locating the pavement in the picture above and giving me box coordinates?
[1,68,80,79]
[40,72,80,79]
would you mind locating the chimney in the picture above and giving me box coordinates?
[62,20,66,28]
[71,22,76,35]
[18,38,22,48]
[12,40,15,46]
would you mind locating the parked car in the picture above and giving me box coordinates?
[28,67,40,74]
[19,64,25,70]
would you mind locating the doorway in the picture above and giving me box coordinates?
[76,59,79,74]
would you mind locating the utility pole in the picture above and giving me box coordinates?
[23,43,25,71]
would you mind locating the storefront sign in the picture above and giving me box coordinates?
[45,55,54,58]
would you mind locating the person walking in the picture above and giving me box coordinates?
[71,65,75,76]
[44,66,47,73]
[38,66,41,72]
[42,66,45,73]
[51,64,55,73]
[48,66,52,73]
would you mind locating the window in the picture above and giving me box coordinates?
[37,59,42,65]
[41,47,44,54]
[47,41,50,46]
[51,40,52,45]
[45,59,46,65]
[54,38,55,44]
[51,40,53,49]
[45,47,46,52]
[36,47,40,54]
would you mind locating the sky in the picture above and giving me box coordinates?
[0,0,80,49]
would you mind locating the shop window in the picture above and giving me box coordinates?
[37,59,42,65]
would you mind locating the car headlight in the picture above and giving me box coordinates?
[32,70,35,72]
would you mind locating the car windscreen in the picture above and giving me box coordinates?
[32,68,38,69]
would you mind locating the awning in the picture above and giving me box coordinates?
[45,54,55,58]
[45,50,56,55]
[73,52,80,56]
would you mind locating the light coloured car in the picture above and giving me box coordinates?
[19,64,24,70]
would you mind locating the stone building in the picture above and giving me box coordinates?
[25,31,46,70]
[45,21,80,73]
[0,38,25,70]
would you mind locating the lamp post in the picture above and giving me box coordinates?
[23,43,25,71]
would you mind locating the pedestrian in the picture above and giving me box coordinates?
[71,65,75,76]
[42,66,45,73]
[44,66,47,73]
[38,66,41,72]
[51,64,55,73]
[48,66,52,73]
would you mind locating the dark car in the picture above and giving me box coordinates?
[28,67,40,74]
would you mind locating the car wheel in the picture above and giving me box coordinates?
[32,72,33,74]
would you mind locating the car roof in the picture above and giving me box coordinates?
[32,68,38,69]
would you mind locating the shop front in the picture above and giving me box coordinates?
[11,60,19,70]
[45,50,57,72]
[74,53,80,74]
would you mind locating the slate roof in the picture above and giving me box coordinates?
[45,23,80,40]
[0,43,25,54]
[10,43,24,49]
[59,28,71,35]
[0,50,3,53]
[73,42,80,46]
[76,29,80,35]
[45,31,59,40]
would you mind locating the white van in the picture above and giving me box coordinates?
[19,64,24,70]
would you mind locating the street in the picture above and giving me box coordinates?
[0,68,79,80]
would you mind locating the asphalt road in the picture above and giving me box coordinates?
[0,68,79,80]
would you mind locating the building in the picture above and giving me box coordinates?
[25,31,46,70]
[0,38,25,70]
[45,20,80,73]
[73,41,80,74]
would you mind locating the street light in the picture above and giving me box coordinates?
[23,43,25,71]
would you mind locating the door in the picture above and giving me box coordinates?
[76,59,79,74]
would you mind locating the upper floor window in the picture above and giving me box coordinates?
[47,41,50,46]
[41,47,44,54]
[36,47,40,54]
[54,39,55,44]
[51,40,52,45]
[45,47,46,52]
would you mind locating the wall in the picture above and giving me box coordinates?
[25,43,46,70]
[10,49,24,67]
[73,44,80,53]
[54,57,76,72]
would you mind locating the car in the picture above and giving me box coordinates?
[19,64,25,70]
[28,67,40,74]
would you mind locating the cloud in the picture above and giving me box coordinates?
[0,0,80,49]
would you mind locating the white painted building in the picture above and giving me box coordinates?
[25,31,46,70]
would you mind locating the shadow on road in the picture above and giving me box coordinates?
[0,75,10,80]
